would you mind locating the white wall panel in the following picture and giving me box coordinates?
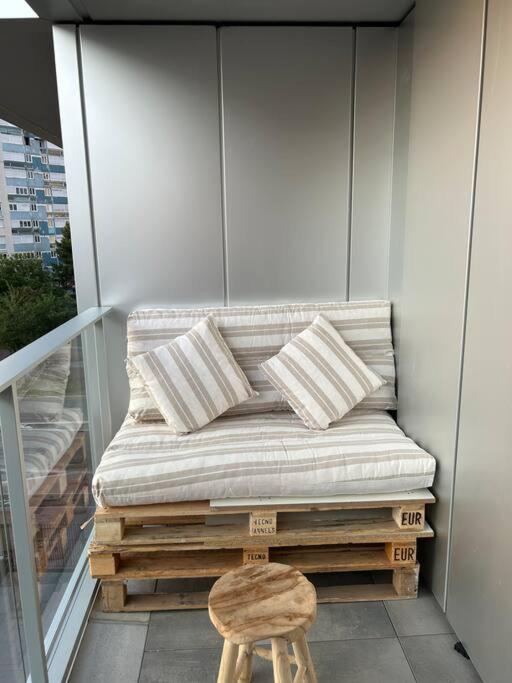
[389,12,414,356]
[350,28,397,299]
[393,0,485,605]
[53,26,100,318]
[447,1,512,679]
[80,26,224,428]
[221,27,353,305]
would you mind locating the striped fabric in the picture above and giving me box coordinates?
[17,343,71,422]
[92,410,436,507]
[261,315,385,430]
[129,315,256,434]
[0,407,83,498]
[126,300,396,422]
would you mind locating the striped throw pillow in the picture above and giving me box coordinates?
[260,314,385,430]
[130,315,257,434]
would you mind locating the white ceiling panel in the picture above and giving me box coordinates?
[28,0,414,23]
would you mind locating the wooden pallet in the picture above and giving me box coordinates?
[2,432,89,576]
[29,431,87,511]
[34,470,91,574]
[90,490,434,612]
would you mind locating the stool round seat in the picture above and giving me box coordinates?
[209,562,316,644]
[209,563,318,683]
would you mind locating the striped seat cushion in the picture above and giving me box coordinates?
[129,315,256,434]
[261,315,385,430]
[126,300,396,422]
[92,410,436,507]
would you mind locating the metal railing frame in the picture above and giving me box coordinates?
[0,306,111,683]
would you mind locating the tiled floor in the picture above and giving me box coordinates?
[69,575,483,683]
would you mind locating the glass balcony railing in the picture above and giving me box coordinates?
[0,307,111,683]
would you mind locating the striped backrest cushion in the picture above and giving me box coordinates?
[17,343,71,422]
[126,300,396,422]
[260,315,385,429]
[129,315,256,434]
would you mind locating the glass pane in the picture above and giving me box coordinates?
[15,335,95,636]
[0,118,76,360]
[0,426,27,682]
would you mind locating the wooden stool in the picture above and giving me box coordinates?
[208,562,318,683]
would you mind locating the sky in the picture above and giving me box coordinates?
[0,0,37,19]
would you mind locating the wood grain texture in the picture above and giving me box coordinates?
[392,504,425,530]
[97,578,421,612]
[271,638,293,683]
[94,489,435,520]
[235,643,254,683]
[292,634,318,683]
[92,517,434,550]
[89,544,421,580]
[208,563,316,645]
[393,565,420,597]
[217,639,239,683]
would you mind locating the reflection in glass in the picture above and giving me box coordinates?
[11,335,95,636]
[0,426,27,682]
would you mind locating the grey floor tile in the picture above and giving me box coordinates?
[140,639,415,683]
[256,638,415,683]
[128,579,157,594]
[69,621,147,683]
[400,634,482,683]
[145,609,222,651]
[0,610,25,683]
[308,601,395,642]
[139,648,221,683]
[90,592,150,624]
[385,586,453,636]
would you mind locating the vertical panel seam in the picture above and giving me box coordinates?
[217,28,229,307]
[346,27,357,301]
[386,29,399,301]
[444,0,489,614]
[76,26,102,308]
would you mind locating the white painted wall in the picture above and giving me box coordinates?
[221,26,353,304]
[55,24,398,429]
[391,0,486,606]
[446,0,512,679]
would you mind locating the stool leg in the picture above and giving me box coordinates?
[292,634,317,683]
[218,639,239,683]
[271,638,293,683]
[236,642,253,682]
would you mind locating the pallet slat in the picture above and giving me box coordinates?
[95,490,435,520]
[90,544,422,580]
[90,518,433,552]
[100,570,420,613]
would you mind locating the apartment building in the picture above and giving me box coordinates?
[0,118,68,264]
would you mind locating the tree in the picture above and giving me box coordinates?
[0,232,77,353]
[0,286,76,352]
[52,222,75,292]
[0,256,53,296]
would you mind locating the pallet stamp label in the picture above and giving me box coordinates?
[243,547,269,564]
[392,505,424,530]
[249,511,277,536]
[385,542,417,565]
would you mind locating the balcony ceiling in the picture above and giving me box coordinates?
[26,0,414,23]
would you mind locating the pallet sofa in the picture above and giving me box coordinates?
[89,300,436,611]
